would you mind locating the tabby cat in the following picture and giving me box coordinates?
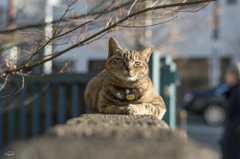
[84,38,166,119]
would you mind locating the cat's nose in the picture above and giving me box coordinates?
[125,66,132,72]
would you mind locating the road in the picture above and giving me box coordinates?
[186,112,224,155]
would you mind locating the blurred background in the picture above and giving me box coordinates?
[0,0,239,156]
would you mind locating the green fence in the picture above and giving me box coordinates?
[0,52,178,150]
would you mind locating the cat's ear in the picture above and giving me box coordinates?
[140,45,154,62]
[108,38,122,57]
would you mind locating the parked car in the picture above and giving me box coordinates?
[182,83,229,126]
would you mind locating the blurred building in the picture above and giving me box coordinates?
[173,0,239,104]
[0,0,239,104]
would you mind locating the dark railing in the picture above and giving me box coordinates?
[0,55,178,151]
[0,72,98,150]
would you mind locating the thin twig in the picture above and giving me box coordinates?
[0,75,9,91]
[128,0,137,15]
[120,16,177,28]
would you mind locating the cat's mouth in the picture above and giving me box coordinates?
[124,72,133,77]
[123,71,137,80]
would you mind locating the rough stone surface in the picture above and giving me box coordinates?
[2,114,219,159]
[48,114,181,140]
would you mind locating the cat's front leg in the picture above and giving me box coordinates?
[98,105,127,114]
[126,103,166,119]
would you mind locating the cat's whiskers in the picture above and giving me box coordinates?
[104,70,148,89]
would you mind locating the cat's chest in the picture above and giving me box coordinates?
[109,87,142,101]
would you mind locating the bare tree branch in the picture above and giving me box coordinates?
[0,0,134,34]
[0,0,216,81]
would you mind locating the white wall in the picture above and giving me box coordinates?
[53,39,108,73]
[221,0,240,64]
[52,0,240,73]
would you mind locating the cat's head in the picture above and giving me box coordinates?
[105,38,153,82]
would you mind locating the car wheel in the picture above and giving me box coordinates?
[203,104,226,126]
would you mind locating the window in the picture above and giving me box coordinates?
[228,0,237,4]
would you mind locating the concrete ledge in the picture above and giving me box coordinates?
[48,114,177,139]
[3,114,219,159]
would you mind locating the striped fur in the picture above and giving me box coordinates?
[84,38,166,119]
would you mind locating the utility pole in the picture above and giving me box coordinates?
[8,0,16,29]
[8,0,17,63]
[135,1,152,48]
[43,0,54,75]
[209,1,220,87]
[143,1,152,46]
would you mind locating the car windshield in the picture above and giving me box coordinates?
[214,83,229,96]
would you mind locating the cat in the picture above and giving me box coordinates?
[84,38,166,119]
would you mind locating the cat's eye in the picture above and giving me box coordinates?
[117,58,124,63]
[135,62,141,65]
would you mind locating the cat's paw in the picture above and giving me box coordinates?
[125,104,138,115]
